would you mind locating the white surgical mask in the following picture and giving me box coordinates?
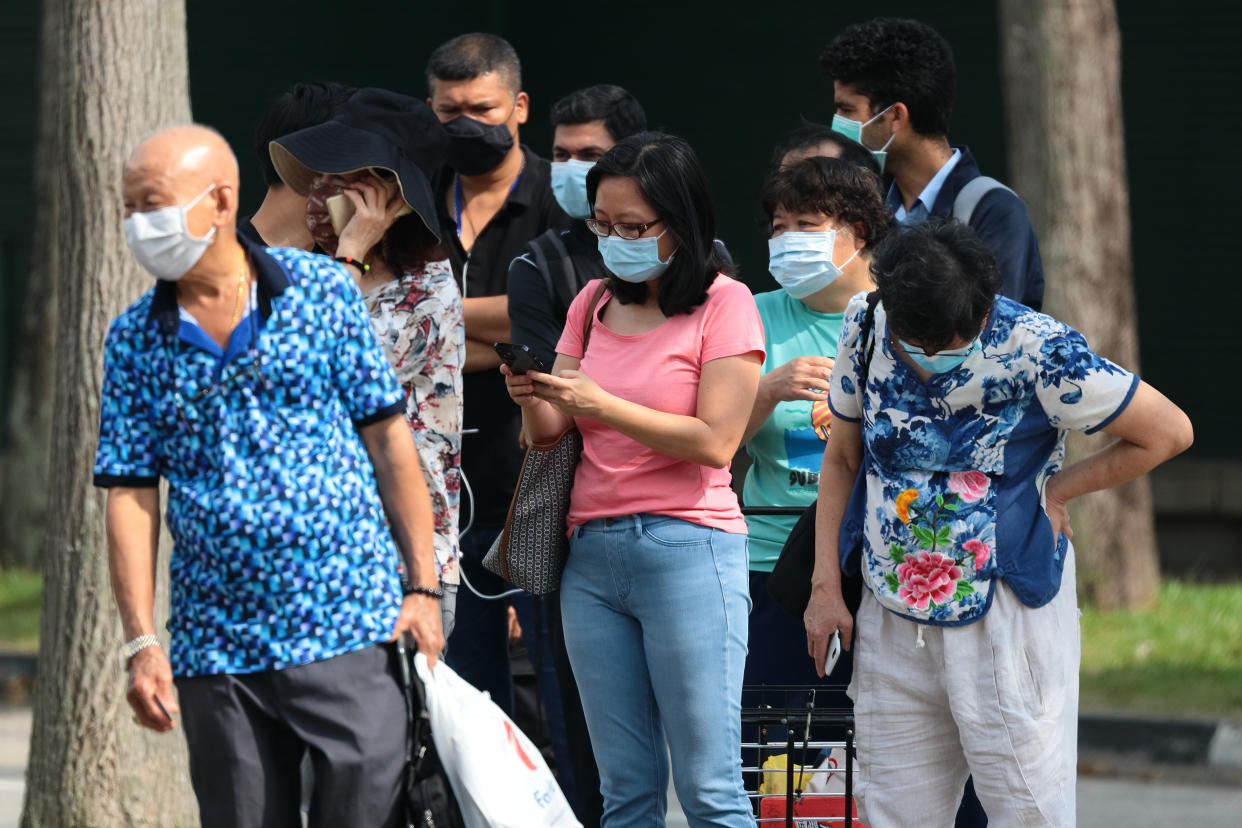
[768,229,860,299]
[123,184,217,281]
[551,159,595,219]
[831,105,896,172]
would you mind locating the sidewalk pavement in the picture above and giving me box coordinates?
[3,702,1239,827]
[0,707,28,828]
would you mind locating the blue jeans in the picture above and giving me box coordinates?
[561,514,752,828]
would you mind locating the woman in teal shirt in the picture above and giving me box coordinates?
[742,156,893,688]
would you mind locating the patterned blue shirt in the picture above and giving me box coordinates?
[93,241,406,676]
[829,293,1138,626]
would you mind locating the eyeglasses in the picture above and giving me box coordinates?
[166,311,285,455]
[585,218,663,241]
[172,357,268,442]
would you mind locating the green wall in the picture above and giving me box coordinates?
[0,1,1235,458]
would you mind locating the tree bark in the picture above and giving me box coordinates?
[999,0,1159,608]
[21,1,199,825]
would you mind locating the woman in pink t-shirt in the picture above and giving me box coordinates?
[504,133,764,828]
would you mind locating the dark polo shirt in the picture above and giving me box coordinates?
[434,145,572,526]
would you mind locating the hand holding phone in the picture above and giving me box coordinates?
[326,168,409,235]
[824,629,842,676]
[494,342,547,375]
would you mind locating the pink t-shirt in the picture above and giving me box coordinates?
[555,275,765,534]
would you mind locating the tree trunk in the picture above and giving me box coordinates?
[21,1,199,825]
[999,0,1159,609]
[0,0,60,570]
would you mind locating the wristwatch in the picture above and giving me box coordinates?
[120,634,160,669]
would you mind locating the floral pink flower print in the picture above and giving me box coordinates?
[962,539,991,571]
[947,470,990,503]
[896,552,963,610]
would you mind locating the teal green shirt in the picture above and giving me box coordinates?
[743,290,844,571]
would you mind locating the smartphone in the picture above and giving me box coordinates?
[824,629,842,676]
[493,342,547,375]
[325,169,409,234]
[326,193,354,235]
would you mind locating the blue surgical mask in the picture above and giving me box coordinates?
[898,337,980,373]
[598,230,675,283]
[831,106,896,172]
[767,230,860,299]
[551,159,594,219]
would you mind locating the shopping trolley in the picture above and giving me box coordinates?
[741,684,862,828]
[738,506,864,827]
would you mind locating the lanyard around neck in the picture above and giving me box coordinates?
[454,170,524,239]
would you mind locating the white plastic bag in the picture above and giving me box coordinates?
[415,653,582,828]
[803,747,850,795]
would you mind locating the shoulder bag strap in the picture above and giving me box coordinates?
[580,280,610,355]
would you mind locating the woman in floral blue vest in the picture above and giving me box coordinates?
[804,218,1192,826]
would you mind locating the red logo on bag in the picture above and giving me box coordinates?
[504,720,539,770]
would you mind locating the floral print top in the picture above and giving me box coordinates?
[828,293,1138,625]
[363,259,465,585]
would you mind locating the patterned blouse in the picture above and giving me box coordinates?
[363,259,465,585]
[829,293,1138,626]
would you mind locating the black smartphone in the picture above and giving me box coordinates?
[493,342,547,375]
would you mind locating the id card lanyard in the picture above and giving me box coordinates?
[454,171,522,300]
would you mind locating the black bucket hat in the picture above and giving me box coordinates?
[269,87,448,242]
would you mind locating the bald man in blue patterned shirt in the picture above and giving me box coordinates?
[96,124,443,828]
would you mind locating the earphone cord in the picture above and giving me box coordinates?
[456,462,525,602]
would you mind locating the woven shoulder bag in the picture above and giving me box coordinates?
[482,280,610,595]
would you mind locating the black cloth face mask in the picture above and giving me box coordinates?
[443,115,514,176]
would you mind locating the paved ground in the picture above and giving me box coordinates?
[0,708,28,828]
[667,777,1242,827]
[2,705,1239,826]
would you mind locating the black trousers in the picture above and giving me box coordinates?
[175,644,406,828]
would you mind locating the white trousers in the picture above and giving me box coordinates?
[848,547,1079,828]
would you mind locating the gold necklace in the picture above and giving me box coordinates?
[228,263,250,329]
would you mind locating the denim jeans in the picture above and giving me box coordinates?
[561,514,753,828]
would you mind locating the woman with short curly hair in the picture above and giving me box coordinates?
[805,217,1192,825]
[741,155,893,692]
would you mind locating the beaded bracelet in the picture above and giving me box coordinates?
[403,584,445,600]
[334,255,370,274]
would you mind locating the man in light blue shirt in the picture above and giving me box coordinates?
[889,147,960,225]
[823,18,1045,311]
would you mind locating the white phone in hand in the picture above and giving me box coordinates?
[825,629,842,676]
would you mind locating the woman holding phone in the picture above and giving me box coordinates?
[269,88,465,635]
[504,132,763,828]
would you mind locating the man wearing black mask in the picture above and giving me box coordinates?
[425,33,571,717]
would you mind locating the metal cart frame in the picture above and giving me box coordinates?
[741,685,857,828]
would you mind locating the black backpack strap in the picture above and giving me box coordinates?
[858,291,881,382]
[543,230,581,309]
[527,234,558,309]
